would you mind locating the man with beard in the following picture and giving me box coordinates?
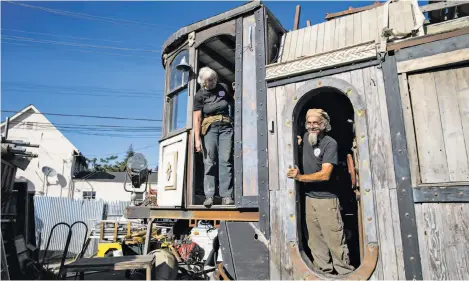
[287,108,354,275]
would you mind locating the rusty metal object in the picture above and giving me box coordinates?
[125,206,259,221]
[217,263,230,280]
[325,2,383,20]
[346,154,356,187]
[387,27,469,51]
[289,242,379,280]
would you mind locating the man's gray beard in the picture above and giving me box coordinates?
[308,132,318,146]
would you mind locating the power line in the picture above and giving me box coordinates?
[1,40,160,60]
[1,28,160,48]
[4,1,174,30]
[3,88,164,99]
[85,143,157,157]
[3,81,163,95]
[9,120,161,129]
[2,35,160,53]
[1,109,163,122]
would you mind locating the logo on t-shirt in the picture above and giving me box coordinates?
[314,148,321,157]
[218,91,225,97]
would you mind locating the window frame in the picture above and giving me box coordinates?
[82,191,96,200]
[163,47,192,140]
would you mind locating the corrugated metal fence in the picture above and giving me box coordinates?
[34,197,130,259]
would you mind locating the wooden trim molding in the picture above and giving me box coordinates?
[265,41,377,81]
[397,47,469,73]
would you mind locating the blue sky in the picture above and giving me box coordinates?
[1,0,377,169]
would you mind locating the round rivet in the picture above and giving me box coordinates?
[408,234,412,238]
[410,256,414,261]
[401,177,406,180]
[405,213,409,217]
[367,217,372,221]
[366,189,370,192]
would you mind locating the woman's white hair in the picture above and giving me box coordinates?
[197,67,218,87]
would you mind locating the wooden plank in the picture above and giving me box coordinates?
[455,66,469,163]
[345,14,355,47]
[301,26,312,58]
[389,188,406,280]
[267,86,280,192]
[375,67,398,190]
[322,18,336,53]
[408,72,449,183]
[294,28,305,59]
[397,48,469,73]
[360,9,372,43]
[268,85,281,279]
[426,16,469,35]
[315,23,325,54]
[366,8,378,43]
[353,12,362,45]
[433,68,469,181]
[280,32,291,63]
[242,14,259,196]
[307,24,319,56]
[287,30,299,61]
[269,190,282,279]
[336,16,346,49]
[415,203,469,280]
[293,5,301,30]
[363,67,387,191]
[420,1,469,13]
[398,74,420,187]
[373,189,400,279]
[375,6,384,43]
[275,83,293,279]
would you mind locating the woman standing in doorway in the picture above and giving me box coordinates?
[193,67,234,207]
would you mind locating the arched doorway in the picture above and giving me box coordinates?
[274,77,379,280]
[293,87,361,271]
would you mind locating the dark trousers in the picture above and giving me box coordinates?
[202,122,234,198]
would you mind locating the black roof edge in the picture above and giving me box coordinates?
[161,1,264,68]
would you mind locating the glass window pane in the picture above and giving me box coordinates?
[169,50,189,92]
[169,88,188,132]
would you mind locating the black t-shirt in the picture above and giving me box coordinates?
[193,83,233,118]
[301,133,339,198]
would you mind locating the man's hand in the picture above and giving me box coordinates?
[287,168,299,180]
[195,139,202,153]
[297,135,302,145]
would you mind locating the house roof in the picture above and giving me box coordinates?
[1,104,81,155]
[73,171,158,183]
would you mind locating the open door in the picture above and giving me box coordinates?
[157,132,188,207]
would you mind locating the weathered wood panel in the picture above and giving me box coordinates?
[315,22,325,54]
[275,83,294,279]
[408,72,450,183]
[242,15,259,196]
[280,32,291,63]
[267,86,281,279]
[416,203,469,280]
[294,28,305,59]
[276,4,418,63]
[455,66,469,170]
[433,69,469,181]
[301,25,312,58]
[398,74,420,187]
[323,19,336,53]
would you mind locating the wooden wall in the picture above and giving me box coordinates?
[415,203,469,280]
[267,65,406,279]
[405,66,469,184]
[278,2,416,63]
[398,64,469,280]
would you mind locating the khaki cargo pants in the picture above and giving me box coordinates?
[305,196,354,275]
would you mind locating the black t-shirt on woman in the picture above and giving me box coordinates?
[193,83,233,118]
